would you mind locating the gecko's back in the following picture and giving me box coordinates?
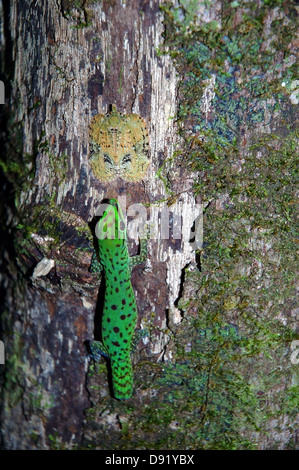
[90,199,138,399]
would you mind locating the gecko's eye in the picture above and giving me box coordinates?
[119,220,126,231]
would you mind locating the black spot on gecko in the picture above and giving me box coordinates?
[120,315,126,320]
[111,305,117,310]
[113,327,120,333]
[115,287,119,293]
[121,299,126,305]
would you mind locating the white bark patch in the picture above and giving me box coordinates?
[32,257,55,279]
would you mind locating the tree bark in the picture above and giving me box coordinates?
[0,0,298,450]
[0,0,198,449]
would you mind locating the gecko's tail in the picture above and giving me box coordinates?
[111,357,133,400]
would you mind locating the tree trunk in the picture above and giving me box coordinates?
[0,0,298,450]
[0,0,193,449]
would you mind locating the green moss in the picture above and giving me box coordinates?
[61,0,100,28]
[145,0,298,450]
[1,332,26,408]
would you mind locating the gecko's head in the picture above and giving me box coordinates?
[96,198,126,243]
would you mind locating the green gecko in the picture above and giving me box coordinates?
[88,198,147,400]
